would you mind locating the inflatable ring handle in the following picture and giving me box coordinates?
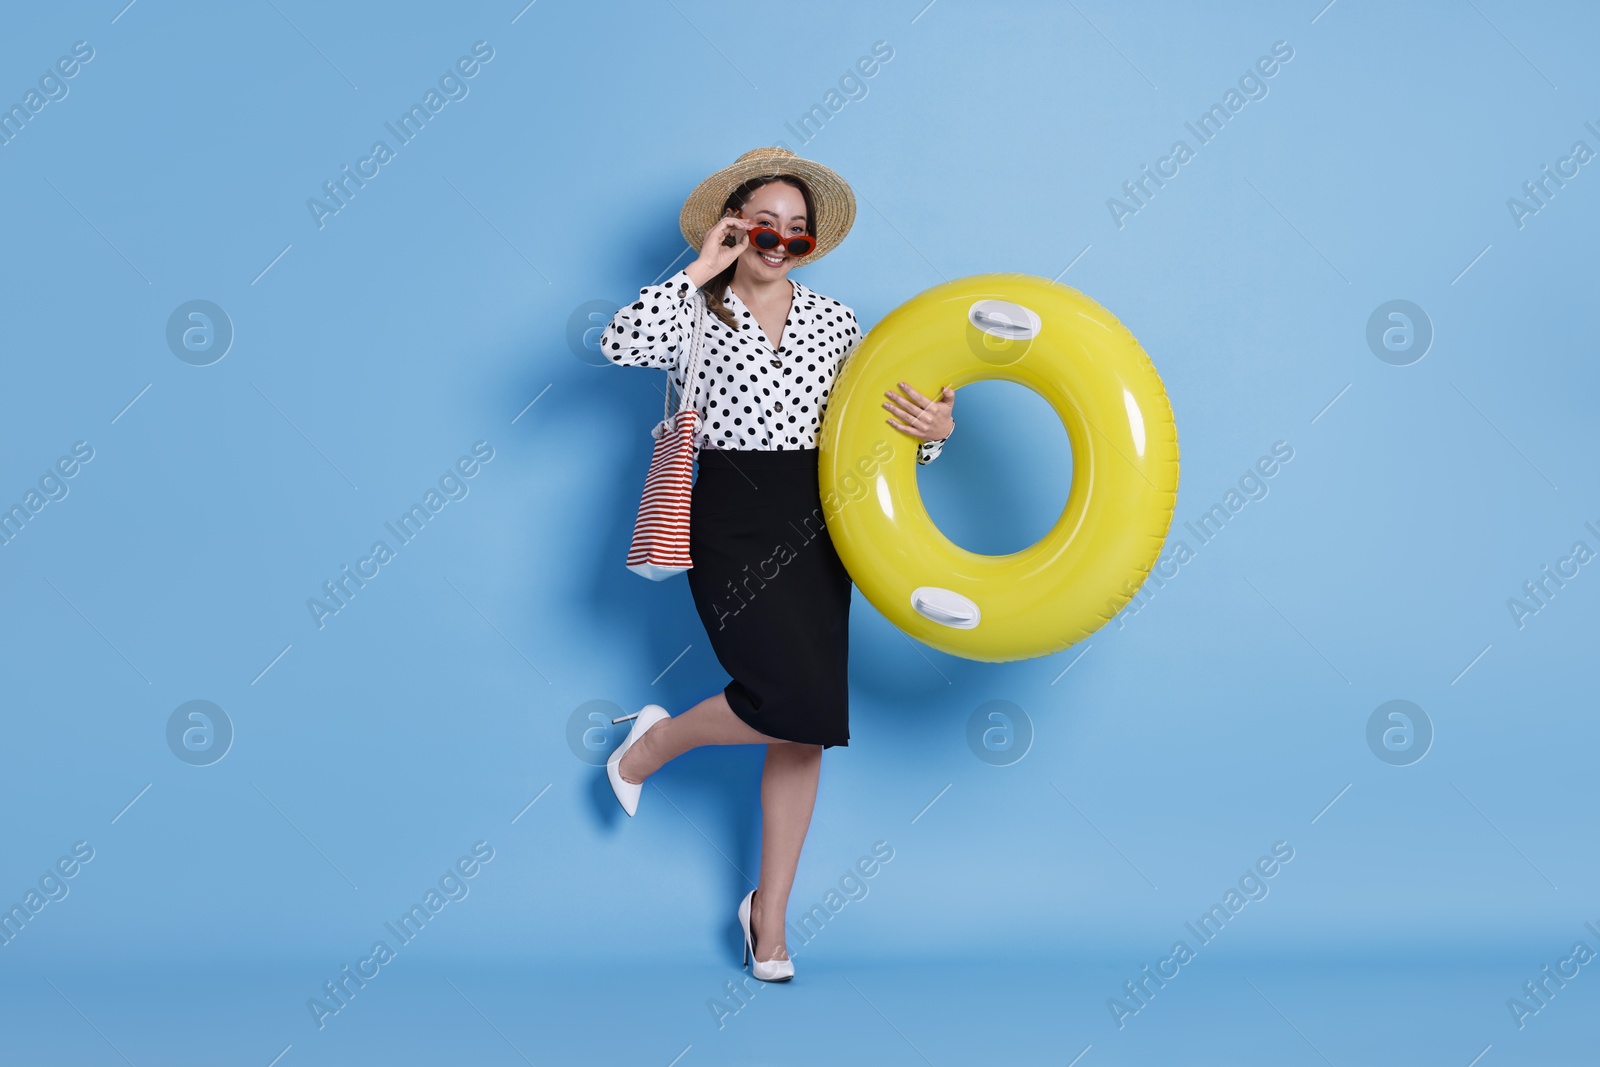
[817,273,1180,663]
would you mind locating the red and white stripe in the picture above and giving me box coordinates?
[625,410,701,579]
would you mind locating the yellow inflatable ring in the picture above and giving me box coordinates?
[818,273,1180,663]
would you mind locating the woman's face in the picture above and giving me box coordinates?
[737,181,810,279]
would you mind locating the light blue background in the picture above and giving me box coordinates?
[2,1,1596,1063]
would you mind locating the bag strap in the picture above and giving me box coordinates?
[663,290,708,422]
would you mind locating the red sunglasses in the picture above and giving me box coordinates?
[730,211,816,257]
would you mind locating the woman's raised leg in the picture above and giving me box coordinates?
[617,690,778,784]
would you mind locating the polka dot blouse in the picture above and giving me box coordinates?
[602,267,951,464]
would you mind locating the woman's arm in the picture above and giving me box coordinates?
[599,268,704,371]
[600,217,753,370]
[839,307,954,465]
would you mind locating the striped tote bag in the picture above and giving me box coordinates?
[625,293,708,580]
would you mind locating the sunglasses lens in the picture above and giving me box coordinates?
[786,237,815,256]
[753,230,782,250]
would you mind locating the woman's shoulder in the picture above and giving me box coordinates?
[793,279,857,323]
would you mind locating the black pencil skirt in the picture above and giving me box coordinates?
[686,446,852,748]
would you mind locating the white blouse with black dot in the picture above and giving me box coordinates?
[602,267,950,464]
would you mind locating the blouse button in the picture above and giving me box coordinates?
[773,400,784,412]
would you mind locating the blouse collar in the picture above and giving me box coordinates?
[723,276,816,312]
[722,276,816,354]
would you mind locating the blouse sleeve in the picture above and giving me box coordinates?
[916,428,951,465]
[600,267,702,370]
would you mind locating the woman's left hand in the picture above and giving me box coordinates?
[883,381,955,443]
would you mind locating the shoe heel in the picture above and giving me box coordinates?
[739,889,753,969]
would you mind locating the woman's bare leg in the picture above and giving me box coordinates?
[750,741,822,962]
[618,690,779,784]
[616,692,823,963]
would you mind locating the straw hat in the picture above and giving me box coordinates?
[679,147,856,265]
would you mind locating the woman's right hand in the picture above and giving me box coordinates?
[687,210,756,286]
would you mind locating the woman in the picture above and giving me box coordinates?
[598,147,955,982]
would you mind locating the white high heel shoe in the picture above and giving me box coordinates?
[738,888,794,982]
[606,704,670,817]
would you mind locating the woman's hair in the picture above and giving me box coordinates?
[701,174,816,332]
